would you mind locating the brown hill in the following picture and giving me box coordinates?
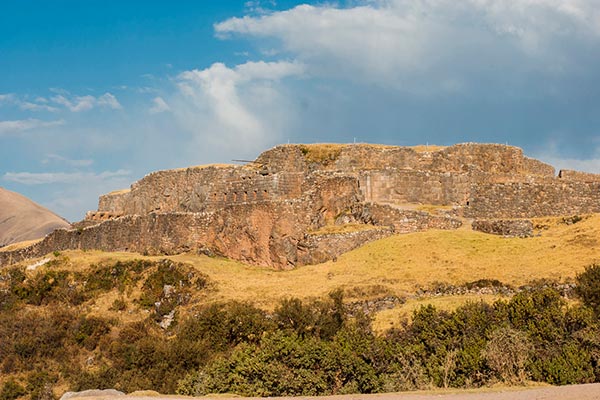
[0,187,71,248]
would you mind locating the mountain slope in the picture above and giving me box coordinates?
[0,187,71,247]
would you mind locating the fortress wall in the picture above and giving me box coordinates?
[98,190,130,213]
[0,213,214,267]
[359,170,470,205]
[465,181,600,218]
[203,171,305,208]
[308,174,364,226]
[472,219,534,238]
[254,145,309,173]
[360,203,462,233]
[524,157,556,177]
[334,145,421,171]
[97,165,307,216]
[559,170,600,182]
[96,143,560,218]
[427,143,554,175]
[258,143,556,178]
[297,227,395,265]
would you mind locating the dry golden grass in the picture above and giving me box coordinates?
[309,223,385,235]
[177,163,236,171]
[0,238,42,252]
[409,144,447,152]
[298,143,405,164]
[106,188,131,195]
[40,214,600,315]
[299,144,344,163]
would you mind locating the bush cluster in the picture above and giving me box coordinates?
[2,262,600,398]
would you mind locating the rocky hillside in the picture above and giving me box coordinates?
[0,187,71,248]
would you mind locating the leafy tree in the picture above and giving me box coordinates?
[576,264,600,316]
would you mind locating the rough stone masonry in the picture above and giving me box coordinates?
[2,143,600,268]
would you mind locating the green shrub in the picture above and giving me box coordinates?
[0,380,26,400]
[137,260,209,320]
[84,260,148,294]
[529,341,595,385]
[273,290,345,340]
[72,316,112,350]
[576,264,600,316]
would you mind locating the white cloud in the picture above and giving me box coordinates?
[0,94,14,103]
[51,91,122,112]
[0,118,65,135]
[149,96,171,114]
[215,1,600,92]
[3,169,131,185]
[97,93,123,109]
[244,0,277,15]
[173,60,304,153]
[42,154,94,167]
[19,101,59,112]
[0,93,59,112]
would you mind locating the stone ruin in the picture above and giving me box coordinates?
[2,143,600,268]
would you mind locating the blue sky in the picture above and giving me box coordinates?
[1,0,600,221]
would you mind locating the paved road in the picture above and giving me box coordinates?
[63,383,600,400]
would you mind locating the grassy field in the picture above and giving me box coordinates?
[13,214,600,328]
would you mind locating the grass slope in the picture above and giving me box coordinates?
[14,214,597,320]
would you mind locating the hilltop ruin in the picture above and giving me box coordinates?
[2,143,600,268]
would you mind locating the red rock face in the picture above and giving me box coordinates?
[2,143,600,269]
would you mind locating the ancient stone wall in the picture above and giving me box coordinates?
[98,143,560,219]
[0,213,213,266]
[465,181,600,218]
[297,227,394,265]
[5,142,599,269]
[98,166,307,216]
[256,143,555,177]
[359,203,463,233]
[98,189,130,213]
[558,169,600,182]
[472,219,534,237]
[524,157,556,177]
[1,173,366,268]
[359,170,470,205]
[427,143,554,176]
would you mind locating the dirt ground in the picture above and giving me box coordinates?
[66,383,600,400]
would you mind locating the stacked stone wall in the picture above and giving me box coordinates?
[98,190,130,213]
[99,167,307,215]
[359,203,462,233]
[297,227,394,265]
[466,181,600,218]
[559,170,600,182]
[257,143,556,177]
[524,157,556,177]
[427,144,553,175]
[472,219,534,237]
[0,213,214,266]
[359,170,470,205]
[334,145,420,171]
[254,145,309,173]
